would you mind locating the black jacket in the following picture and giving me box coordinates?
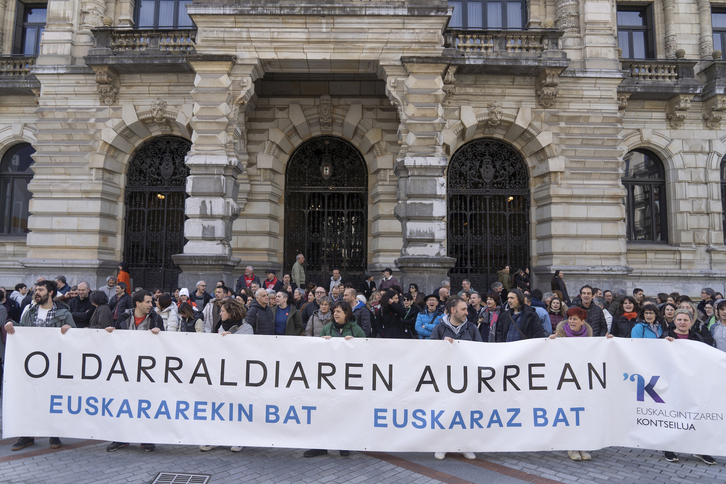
[262,279,284,293]
[402,304,420,337]
[374,302,411,339]
[235,274,261,294]
[2,298,21,323]
[116,310,165,331]
[109,293,133,320]
[301,300,320,326]
[359,280,376,301]
[574,300,608,336]
[245,300,275,335]
[495,305,544,342]
[352,302,373,337]
[609,314,638,338]
[69,296,96,328]
[661,327,707,343]
[431,318,483,342]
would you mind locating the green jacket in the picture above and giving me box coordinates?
[319,320,365,338]
[19,301,76,328]
[273,304,304,335]
[498,270,512,291]
[292,261,306,288]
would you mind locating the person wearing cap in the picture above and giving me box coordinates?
[379,268,400,293]
[415,293,445,339]
[177,288,197,310]
[263,270,284,292]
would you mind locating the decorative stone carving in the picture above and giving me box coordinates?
[80,0,106,28]
[666,95,693,129]
[486,101,503,127]
[318,94,333,131]
[697,0,714,59]
[536,69,560,108]
[150,99,171,132]
[386,77,405,120]
[703,96,726,130]
[663,0,677,59]
[618,94,631,111]
[555,0,579,33]
[92,66,119,106]
[443,66,457,105]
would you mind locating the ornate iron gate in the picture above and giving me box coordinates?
[447,138,530,293]
[123,136,191,292]
[284,137,368,289]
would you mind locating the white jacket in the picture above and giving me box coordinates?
[157,304,180,331]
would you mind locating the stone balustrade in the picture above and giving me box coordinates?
[100,29,196,54]
[444,29,560,56]
[618,59,701,102]
[626,62,679,83]
[0,56,37,77]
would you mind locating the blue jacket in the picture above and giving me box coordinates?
[631,321,663,339]
[415,307,444,339]
[531,305,552,336]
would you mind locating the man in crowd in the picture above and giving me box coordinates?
[292,253,306,289]
[524,293,551,336]
[574,285,607,336]
[282,273,296,292]
[192,281,211,312]
[55,275,71,297]
[438,287,450,305]
[249,282,261,297]
[264,271,283,292]
[5,279,75,451]
[458,279,475,297]
[203,285,226,333]
[105,290,163,453]
[97,276,116,300]
[245,288,275,334]
[329,269,343,293]
[491,281,504,297]
[633,287,645,304]
[379,268,400,293]
[331,285,342,302]
[235,266,261,293]
[9,283,28,305]
[302,287,327,327]
[343,287,372,337]
[69,282,95,328]
[698,287,716,318]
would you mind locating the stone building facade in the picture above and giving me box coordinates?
[1,0,726,296]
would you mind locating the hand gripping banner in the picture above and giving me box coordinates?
[3,328,726,455]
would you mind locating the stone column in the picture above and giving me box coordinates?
[555,0,582,60]
[172,58,258,289]
[116,0,134,27]
[697,0,714,60]
[0,0,6,54]
[663,0,677,59]
[384,62,455,294]
[36,0,78,65]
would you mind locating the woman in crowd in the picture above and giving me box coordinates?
[300,290,316,314]
[272,291,303,335]
[178,302,203,332]
[293,288,306,309]
[630,304,664,339]
[608,296,640,338]
[414,292,426,309]
[116,262,131,295]
[370,290,382,315]
[660,308,717,465]
[661,302,677,328]
[402,293,420,337]
[408,283,419,298]
[156,294,179,331]
[550,270,571,305]
[547,296,567,335]
[710,299,726,351]
[88,291,114,329]
[176,288,197,311]
[481,292,502,342]
[703,301,716,327]
[374,289,410,338]
[548,306,593,461]
[679,300,714,344]
[218,298,251,335]
[305,296,333,337]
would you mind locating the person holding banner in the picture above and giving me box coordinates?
[430,296,480,461]
[629,304,665,339]
[660,309,717,465]
[548,306,593,461]
[607,296,639,338]
[4,279,75,451]
[105,290,163,453]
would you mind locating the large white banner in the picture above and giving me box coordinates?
[3,327,726,454]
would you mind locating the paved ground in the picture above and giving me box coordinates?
[1,396,724,484]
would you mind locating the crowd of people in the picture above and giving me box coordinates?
[0,258,724,464]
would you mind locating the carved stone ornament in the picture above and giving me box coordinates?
[703,96,726,130]
[81,0,106,28]
[92,66,119,106]
[555,0,579,32]
[443,66,457,105]
[318,94,333,131]
[666,95,693,129]
[536,69,560,108]
[150,99,172,132]
[486,101,503,126]
[618,94,631,111]
[385,77,405,120]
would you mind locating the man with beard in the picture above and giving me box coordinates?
[5,280,75,451]
[203,285,226,333]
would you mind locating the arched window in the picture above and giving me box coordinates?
[623,149,667,242]
[0,143,35,235]
[721,157,726,243]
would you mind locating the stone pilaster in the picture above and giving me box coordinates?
[697,0,714,60]
[663,0,677,59]
[385,62,455,293]
[0,0,6,54]
[555,0,582,63]
[36,0,78,65]
[172,59,259,289]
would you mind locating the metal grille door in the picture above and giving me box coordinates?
[447,138,530,292]
[123,136,191,292]
[284,137,368,289]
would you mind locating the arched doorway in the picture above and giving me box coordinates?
[284,136,368,289]
[447,138,530,292]
[123,136,191,292]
